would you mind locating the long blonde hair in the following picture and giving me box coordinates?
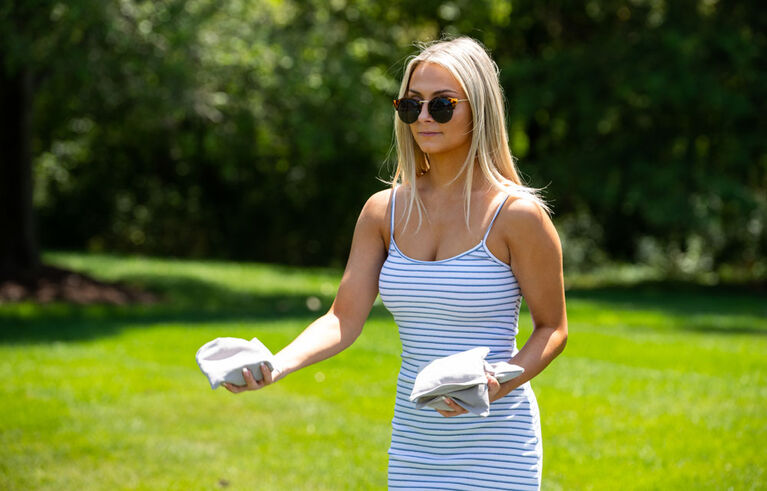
[389,36,549,229]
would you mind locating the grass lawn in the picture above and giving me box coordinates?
[0,251,765,490]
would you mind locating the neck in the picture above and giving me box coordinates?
[422,148,486,195]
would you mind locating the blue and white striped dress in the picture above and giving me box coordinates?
[378,187,543,490]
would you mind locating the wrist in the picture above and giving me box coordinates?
[493,380,520,401]
[271,354,293,381]
[269,359,284,381]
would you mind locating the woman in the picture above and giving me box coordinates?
[224,36,567,490]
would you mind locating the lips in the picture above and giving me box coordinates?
[418,132,441,136]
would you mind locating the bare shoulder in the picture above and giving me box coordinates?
[498,196,551,228]
[497,196,560,251]
[503,196,549,226]
[360,189,392,223]
[354,188,393,243]
[365,188,392,212]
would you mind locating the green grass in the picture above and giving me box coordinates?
[0,251,765,490]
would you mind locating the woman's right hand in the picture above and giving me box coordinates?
[223,363,276,393]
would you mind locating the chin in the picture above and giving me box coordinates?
[417,141,447,152]
[421,144,460,155]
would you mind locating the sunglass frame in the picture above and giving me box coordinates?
[392,97,469,124]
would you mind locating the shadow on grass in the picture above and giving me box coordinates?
[564,280,767,335]
[566,280,765,311]
[0,272,393,344]
[1,270,764,344]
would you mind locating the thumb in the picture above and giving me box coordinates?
[487,374,500,391]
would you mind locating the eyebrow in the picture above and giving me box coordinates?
[406,88,458,97]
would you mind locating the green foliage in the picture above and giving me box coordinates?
[493,0,767,276]
[3,1,765,275]
[1,252,765,489]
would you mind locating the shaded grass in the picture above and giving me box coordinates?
[0,251,765,490]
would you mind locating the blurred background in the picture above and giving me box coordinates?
[2,0,765,281]
[1,1,765,490]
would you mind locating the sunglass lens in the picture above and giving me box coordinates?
[396,98,420,124]
[429,97,454,123]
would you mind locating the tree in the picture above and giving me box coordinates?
[3,0,765,283]
[1,7,41,277]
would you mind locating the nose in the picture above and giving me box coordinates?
[417,100,433,123]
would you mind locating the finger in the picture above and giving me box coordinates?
[434,397,456,417]
[442,397,467,415]
[223,382,243,394]
[436,404,460,417]
[261,363,273,384]
[242,367,261,389]
[487,374,500,393]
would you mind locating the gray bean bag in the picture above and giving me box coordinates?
[196,337,274,389]
[410,347,525,417]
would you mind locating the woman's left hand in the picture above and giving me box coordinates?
[436,374,501,417]
[486,373,501,402]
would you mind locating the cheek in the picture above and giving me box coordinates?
[455,109,473,136]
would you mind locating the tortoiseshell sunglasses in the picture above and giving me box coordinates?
[392,97,469,124]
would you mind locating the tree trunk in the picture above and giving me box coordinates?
[0,56,41,279]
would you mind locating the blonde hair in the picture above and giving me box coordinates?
[389,36,549,228]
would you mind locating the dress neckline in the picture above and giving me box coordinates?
[390,237,484,264]
[389,236,511,268]
[387,185,510,266]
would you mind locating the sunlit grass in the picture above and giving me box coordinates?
[0,251,764,490]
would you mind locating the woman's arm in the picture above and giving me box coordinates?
[224,190,390,393]
[437,197,567,416]
[491,197,568,401]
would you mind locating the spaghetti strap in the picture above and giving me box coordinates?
[389,186,398,244]
[482,195,509,242]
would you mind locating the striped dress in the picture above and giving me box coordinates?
[378,187,543,490]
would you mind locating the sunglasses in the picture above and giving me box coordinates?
[392,96,469,124]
